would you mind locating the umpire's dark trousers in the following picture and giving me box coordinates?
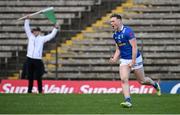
[27,57,44,93]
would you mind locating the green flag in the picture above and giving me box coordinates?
[42,7,57,24]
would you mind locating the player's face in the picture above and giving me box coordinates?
[33,31,40,37]
[110,17,122,31]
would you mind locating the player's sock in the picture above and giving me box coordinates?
[153,82,158,89]
[125,96,131,103]
[153,82,161,96]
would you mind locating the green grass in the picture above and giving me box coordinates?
[0,94,179,114]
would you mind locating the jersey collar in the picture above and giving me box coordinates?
[115,25,124,33]
[119,25,124,32]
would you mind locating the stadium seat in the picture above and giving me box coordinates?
[0,0,122,78]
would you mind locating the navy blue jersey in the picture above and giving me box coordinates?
[113,25,141,59]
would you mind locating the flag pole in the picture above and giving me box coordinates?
[17,10,42,21]
[17,7,54,21]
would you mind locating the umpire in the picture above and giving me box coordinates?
[24,17,58,93]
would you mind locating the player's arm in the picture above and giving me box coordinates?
[109,44,120,64]
[125,27,137,67]
[43,23,59,43]
[129,38,137,66]
[24,17,33,38]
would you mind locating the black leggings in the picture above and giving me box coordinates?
[27,57,44,93]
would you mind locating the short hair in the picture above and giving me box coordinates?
[110,14,122,20]
[32,27,41,32]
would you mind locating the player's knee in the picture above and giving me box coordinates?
[121,78,128,83]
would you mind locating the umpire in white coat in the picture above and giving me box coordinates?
[24,17,58,93]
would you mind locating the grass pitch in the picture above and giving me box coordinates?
[0,94,179,114]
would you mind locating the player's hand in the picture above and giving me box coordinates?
[54,22,60,29]
[25,15,31,20]
[128,60,136,68]
[109,57,117,64]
